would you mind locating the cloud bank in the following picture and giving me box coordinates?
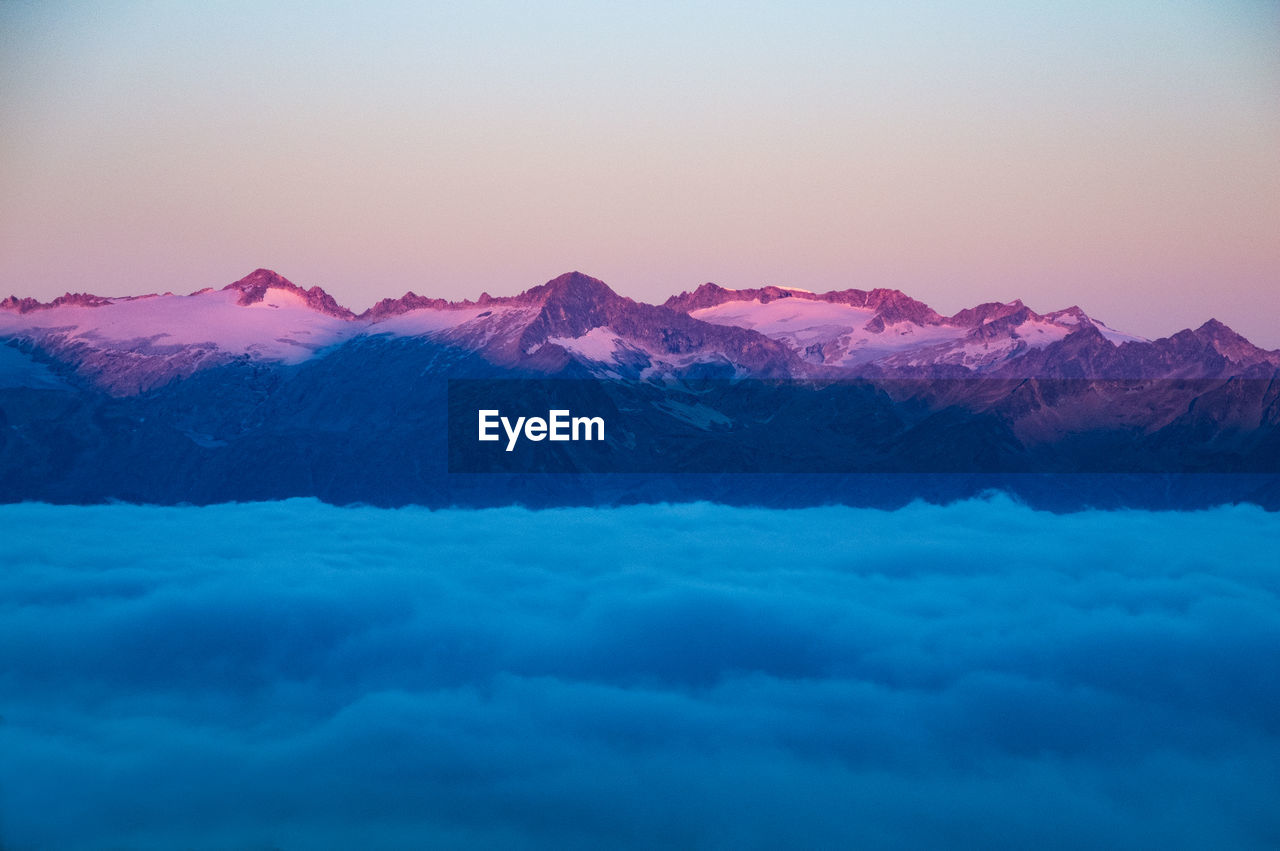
[1,498,1278,849]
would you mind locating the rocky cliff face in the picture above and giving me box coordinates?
[5,268,1277,393]
[2,269,1277,508]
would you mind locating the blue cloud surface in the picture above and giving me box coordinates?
[1,498,1278,849]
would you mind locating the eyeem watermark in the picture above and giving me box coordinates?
[478,409,605,452]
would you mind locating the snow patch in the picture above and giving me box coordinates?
[692,298,968,366]
[547,327,624,362]
[0,288,353,364]
[246,287,310,310]
[1012,318,1072,348]
[1093,321,1147,345]
[371,306,510,337]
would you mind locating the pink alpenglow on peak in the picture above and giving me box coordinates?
[666,282,1154,369]
[223,268,356,320]
[1,268,1277,395]
[0,270,361,393]
[0,292,121,313]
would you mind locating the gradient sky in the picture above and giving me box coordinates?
[1,1,1277,344]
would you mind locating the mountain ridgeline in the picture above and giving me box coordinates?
[2,269,1278,509]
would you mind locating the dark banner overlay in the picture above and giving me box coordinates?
[447,378,1280,474]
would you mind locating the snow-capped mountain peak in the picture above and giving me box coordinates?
[0,270,358,393]
[660,282,1166,372]
[223,268,355,319]
[1,269,1275,394]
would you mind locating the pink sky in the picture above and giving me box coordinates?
[2,2,1277,345]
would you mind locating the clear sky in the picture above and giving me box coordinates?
[2,1,1277,344]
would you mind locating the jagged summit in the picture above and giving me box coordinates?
[663,282,808,311]
[223,267,297,294]
[362,292,456,320]
[664,282,943,325]
[1,292,119,313]
[361,272,623,321]
[533,270,617,297]
[224,268,355,319]
[516,271,627,312]
[1194,318,1257,343]
[949,300,1027,328]
[1191,317,1279,367]
[2,267,1275,392]
[0,268,356,319]
[0,269,1267,365]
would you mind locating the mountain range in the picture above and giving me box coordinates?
[2,269,1278,508]
[3,268,1278,395]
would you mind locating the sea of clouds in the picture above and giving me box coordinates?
[1,497,1278,849]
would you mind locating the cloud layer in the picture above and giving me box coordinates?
[1,498,1278,849]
